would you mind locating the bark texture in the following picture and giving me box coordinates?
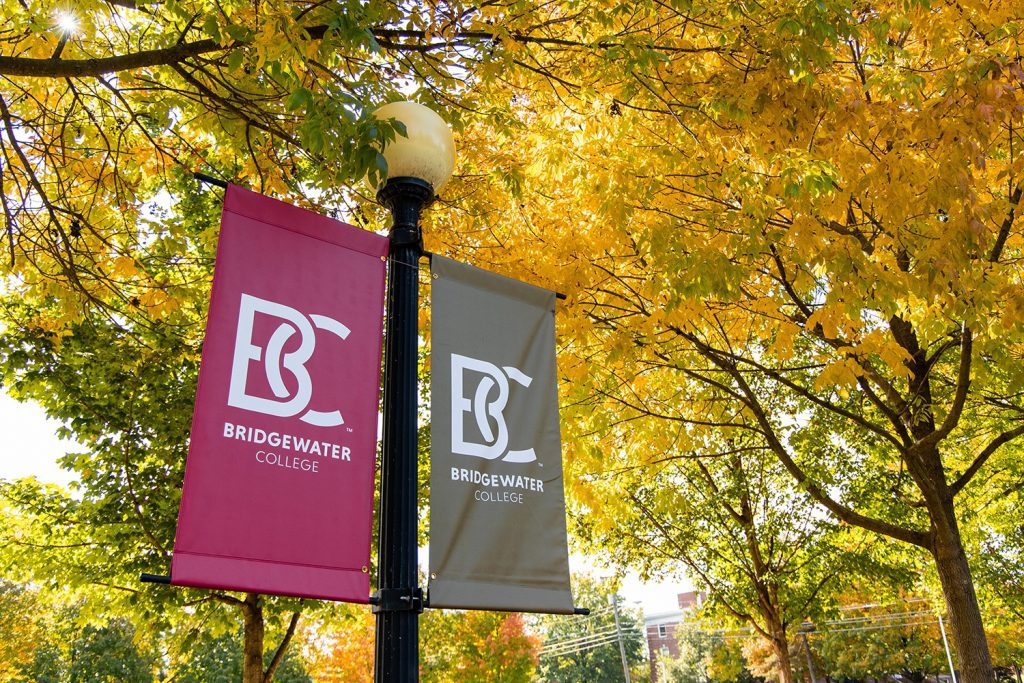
[931,506,994,682]
[770,632,794,683]
[242,593,265,683]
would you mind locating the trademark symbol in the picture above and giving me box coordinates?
[346,427,354,433]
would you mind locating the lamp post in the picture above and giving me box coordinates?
[372,101,456,683]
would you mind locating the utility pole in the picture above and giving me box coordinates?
[939,615,958,683]
[612,594,632,683]
[801,633,819,683]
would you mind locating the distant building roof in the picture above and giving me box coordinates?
[677,590,705,610]
[643,610,685,627]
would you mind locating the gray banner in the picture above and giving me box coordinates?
[428,256,574,614]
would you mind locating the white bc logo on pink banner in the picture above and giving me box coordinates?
[228,293,350,427]
[172,184,387,603]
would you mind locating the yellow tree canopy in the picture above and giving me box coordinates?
[430,1,1023,677]
[0,0,601,322]
[3,0,1023,677]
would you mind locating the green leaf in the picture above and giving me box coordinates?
[202,16,221,42]
[286,88,313,112]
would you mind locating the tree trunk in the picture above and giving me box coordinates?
[241,592,265,683]
[772,634,794,683]
[931,506,993,683]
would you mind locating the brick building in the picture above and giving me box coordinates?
[644,591,704,682]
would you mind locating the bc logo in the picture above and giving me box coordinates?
[450,353,537,463]
[228,294,349,427]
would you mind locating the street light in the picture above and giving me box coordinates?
[374,101,456,192]
[372,101,456,683]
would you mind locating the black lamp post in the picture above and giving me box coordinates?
[372,101,456,683]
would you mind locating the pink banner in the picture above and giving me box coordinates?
[171,185,387,602]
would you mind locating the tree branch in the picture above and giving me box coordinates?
[0,23,733,79]
[0,39,231,78]
[627,491,765,636]
[663,323,904,447]
[915,327,972,452]
[211,592,245,607]
[689,336,931,548]
[950,423,1024,496]
[263,609,302,682]
[988,183,1023,262]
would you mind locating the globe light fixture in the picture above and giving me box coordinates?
[372,102,456,682]
[373,101,456,191]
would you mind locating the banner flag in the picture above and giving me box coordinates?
[428,256,575,614]
[171,185,387,602]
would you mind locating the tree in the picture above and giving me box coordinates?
[422,609,541,683]
[306,605,540,682]
[176,631,312,683]
[0,0,626,323]
[0,581,49,680]
[66,619,156,683]
[4,0,1024,680]
[0,0,397,315]
[708,639,760,683]
[308,609,376,682]
[423,3,1024,680]
[987,620,1024,683]
[0,180,308,683]
[0,586,158,683]
[661,625,715,683]
[812,603,947,682]
[535,578,645,683]
[579,425,853,683]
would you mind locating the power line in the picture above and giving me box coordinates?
[677,611,953,641]
[542,634,628,658]
[540,622,645,659]
[674,607,946,639]
[716,620,945,641]
[810,620,946,636]
[541,631,645,659]
[541,626,645,652]
[837,598,930,612]
[543,625,622,649]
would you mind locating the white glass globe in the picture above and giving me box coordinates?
[373,101,456,191]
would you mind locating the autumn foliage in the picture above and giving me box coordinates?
[2,0,1023,681]
[309,608,539,683]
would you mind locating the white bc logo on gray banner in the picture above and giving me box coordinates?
[451,353,537,463]
[228,293,349,427]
